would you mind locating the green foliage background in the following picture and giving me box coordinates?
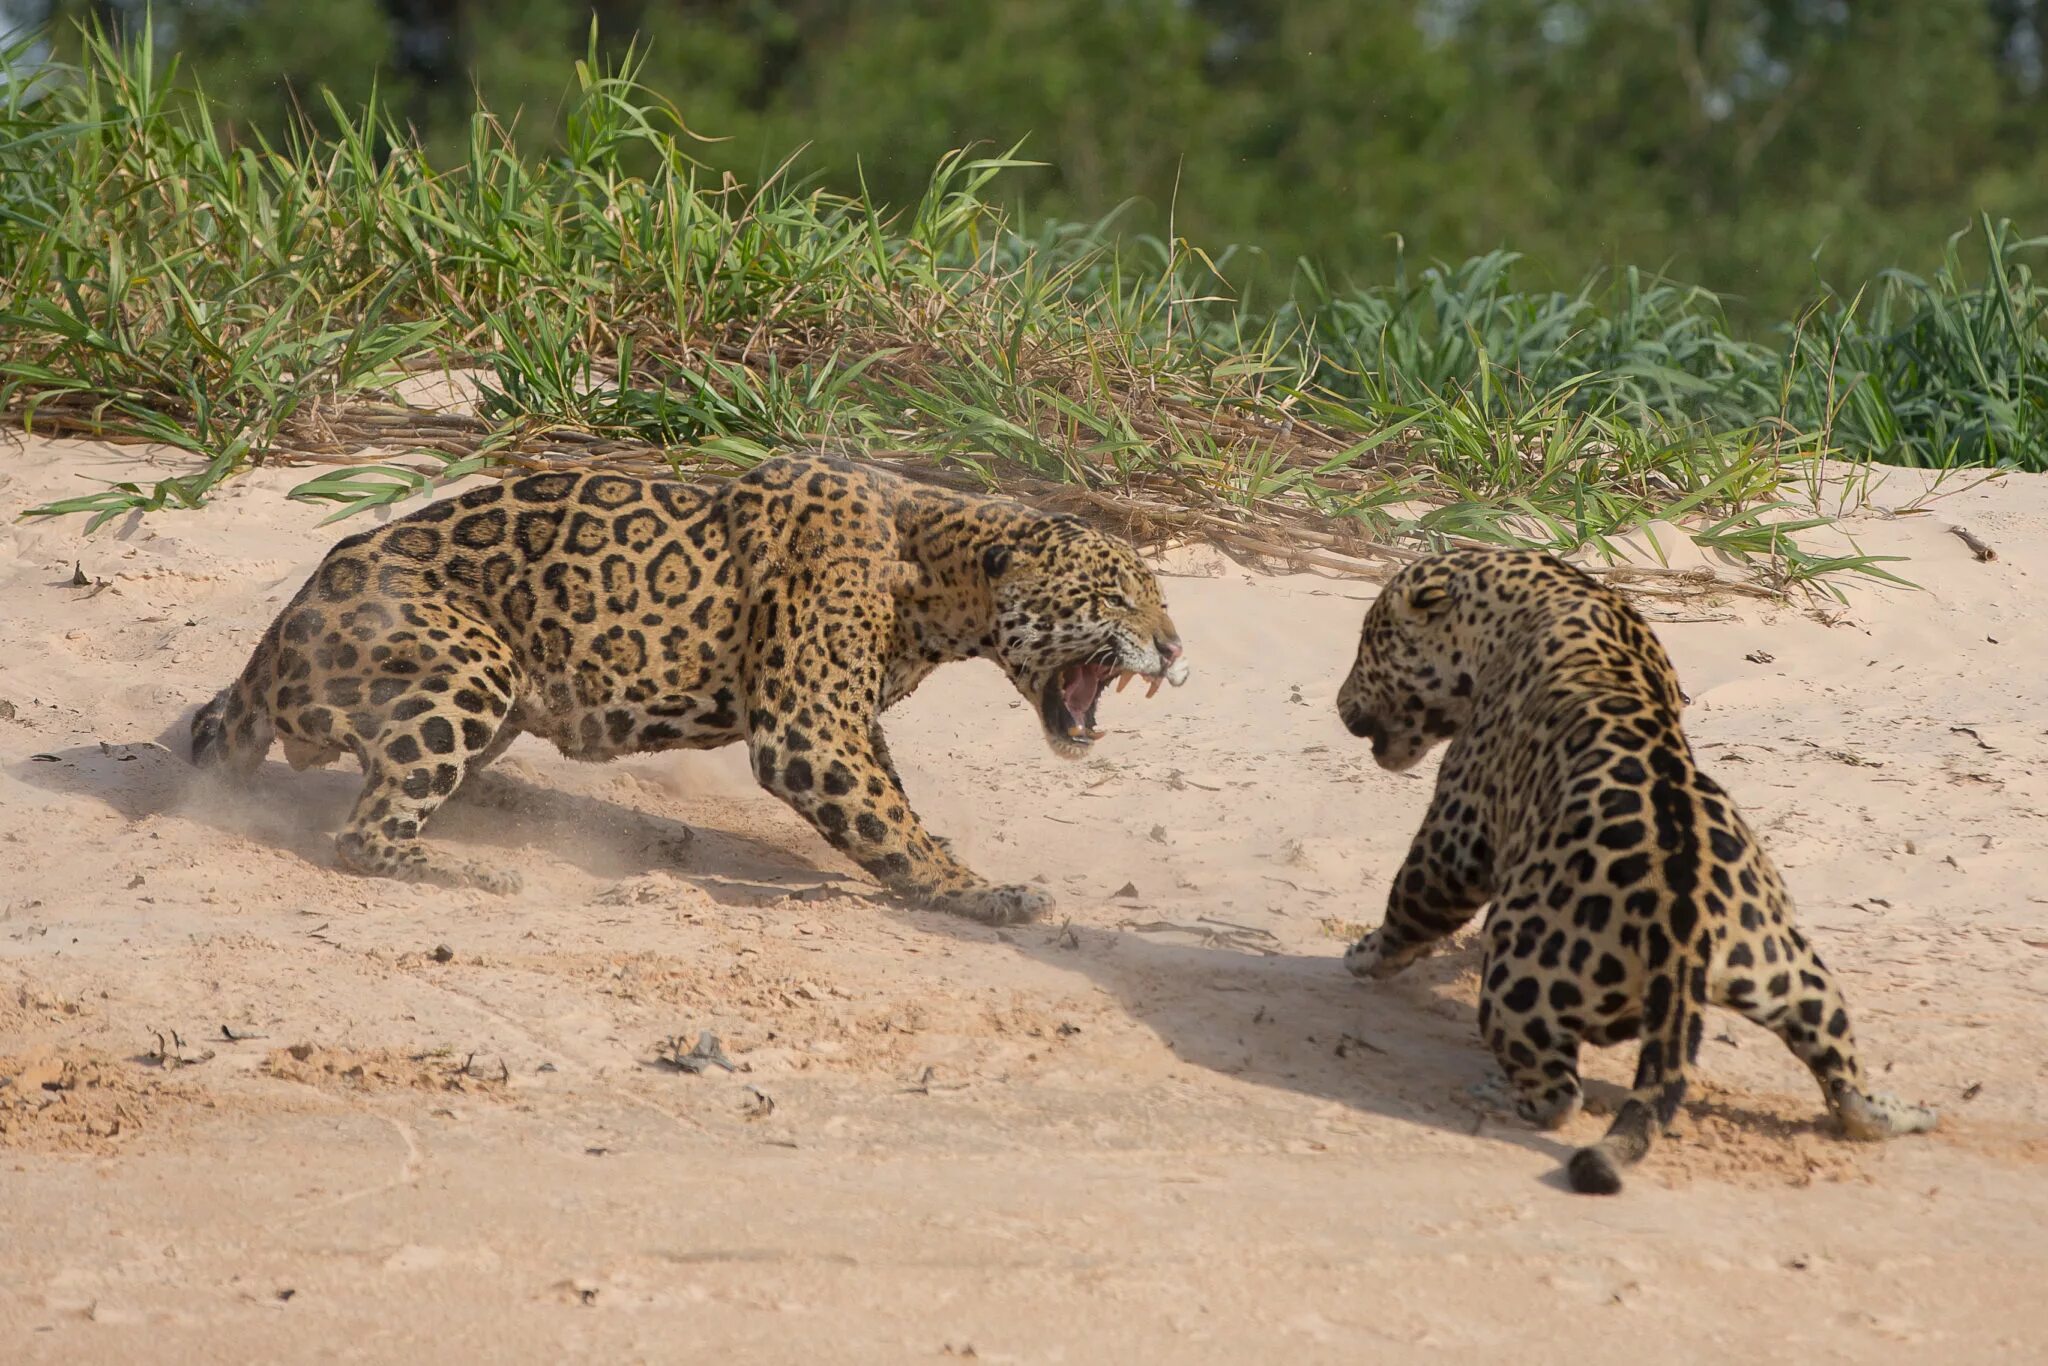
[5,4,2042,585]
[25,0,2048,325]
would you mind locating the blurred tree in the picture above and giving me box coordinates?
[16,0,2048,321]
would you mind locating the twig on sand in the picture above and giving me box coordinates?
[1948,525,1998,562]
[144,1029,215,1068]
[654,1031,744,1075]
[1120,918,1280,955]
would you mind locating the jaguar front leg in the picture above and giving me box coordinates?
[1347,780,1495,980]
[750,710,1046,924]
[867,721,952,857]
[744,575,1049,925]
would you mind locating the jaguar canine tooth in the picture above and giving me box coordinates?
[1146,674,1163,699]
[1116,671,1135,692]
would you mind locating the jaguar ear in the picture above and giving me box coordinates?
[1399,580,1454,621]
[981,544,1012,579]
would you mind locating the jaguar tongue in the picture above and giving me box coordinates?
[1063,664,1111,736]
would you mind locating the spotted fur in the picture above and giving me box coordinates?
[192,455,1187,923]
[1336,548,1937,1194]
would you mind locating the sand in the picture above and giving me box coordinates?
[1,433,2044,1362]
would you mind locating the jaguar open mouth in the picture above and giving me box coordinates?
[1040,660,1167,747]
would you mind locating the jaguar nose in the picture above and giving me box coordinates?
[1340,704,1380,741]
[1156,636,1183,665]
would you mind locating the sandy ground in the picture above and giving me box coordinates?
[1,434,2044,1363]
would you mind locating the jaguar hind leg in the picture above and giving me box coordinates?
[1715,927,1939,1140]
[336,740,522,894]
[324,642,525,893]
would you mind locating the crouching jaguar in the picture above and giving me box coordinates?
[1336,547,1937,1193]
[191,454,1189,923]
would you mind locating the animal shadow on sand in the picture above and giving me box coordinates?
[897,906,1843,1192]
[7,707,846,909]
[978,914,1588,1186]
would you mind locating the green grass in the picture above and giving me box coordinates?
[9,22,2034,596]
[1271,223,2048,473]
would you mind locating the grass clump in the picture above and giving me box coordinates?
[8,21,2019,597]
[1277,222,2048,473]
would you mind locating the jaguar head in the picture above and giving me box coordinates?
[981,520,1190,759]
[1337,558,1477,772]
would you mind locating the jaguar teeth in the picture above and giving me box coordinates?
[1050,663,1171,748]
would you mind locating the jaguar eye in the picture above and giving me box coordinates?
[1101,592,1133,611]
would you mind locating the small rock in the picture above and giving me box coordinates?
[431,944,454,964]
[1111,881,1139,899]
